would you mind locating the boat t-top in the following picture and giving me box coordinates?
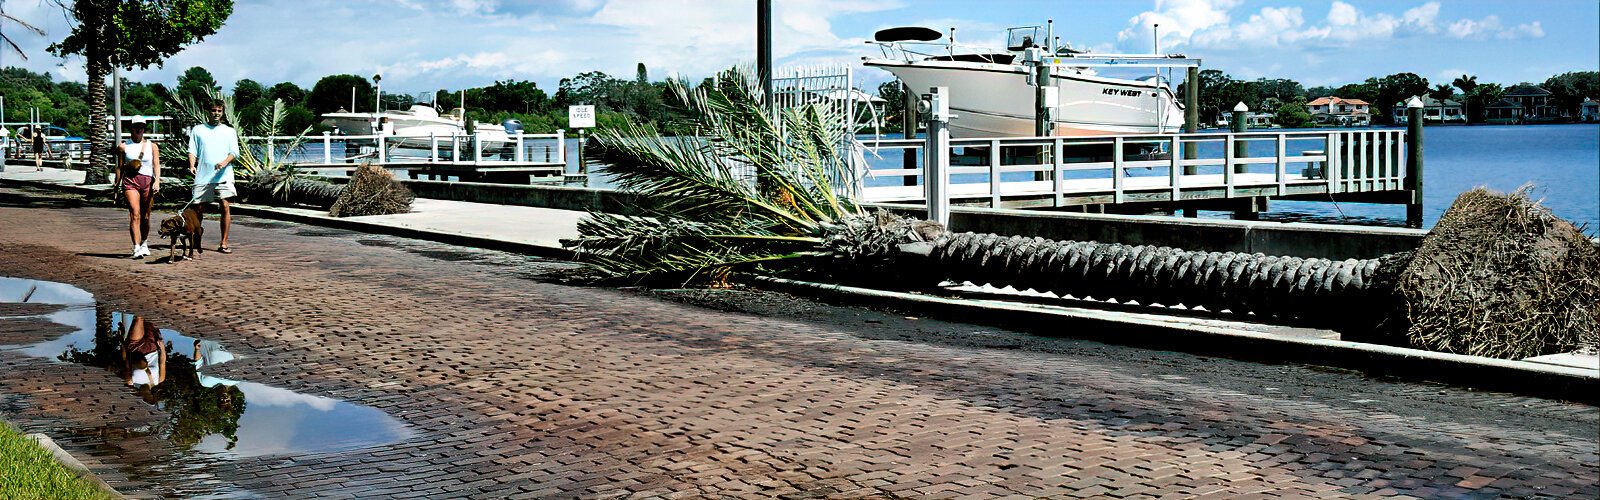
[864,23,1194,138]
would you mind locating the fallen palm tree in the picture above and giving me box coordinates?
[563,67,1598,359]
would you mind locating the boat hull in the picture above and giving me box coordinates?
[865,59,1185,138]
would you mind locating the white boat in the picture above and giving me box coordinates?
[321,105,517,159]
[864,25,1186,138]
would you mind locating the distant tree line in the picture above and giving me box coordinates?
[1177,70,1599,127]
[1,61,701,138]
[871,70,1599,129]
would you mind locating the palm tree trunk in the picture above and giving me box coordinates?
[240,173,344,208]
[84,58,111,185]
[926,232,1404,326]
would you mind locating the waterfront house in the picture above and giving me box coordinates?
[1484,98,1524,124]
[1581,98,1599,122]
[1246,112,1275,128]
[1503,84,1558,121]
[1392,95,1465,124]
[1307,97,1371,126]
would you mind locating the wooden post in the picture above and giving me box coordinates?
[1034,59,1051,137]
[1183,66,1198,175]
[1406,97,1425,228]
[577,129,587,176]
[902,82,918,187]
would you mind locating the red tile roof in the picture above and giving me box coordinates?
[1308,97,1370,106]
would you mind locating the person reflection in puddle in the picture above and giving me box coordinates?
[121,316,166,389]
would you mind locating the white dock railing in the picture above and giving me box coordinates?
[860,129,1406,206]
[240,130,567,167]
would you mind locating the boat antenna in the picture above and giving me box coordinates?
[1046,19,1053,53]
[1153,24,1162,134]
[948,27,956,58]
[1153,23,1160,55]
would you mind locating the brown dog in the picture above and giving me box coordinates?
[158,207,203,262]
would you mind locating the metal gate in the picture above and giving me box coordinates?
[771,65,875,197]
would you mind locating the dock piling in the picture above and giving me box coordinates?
[1406,97,1425,228]
[1231,102,1249,174]
[902,82,918,187]
[1183,66,1198,176]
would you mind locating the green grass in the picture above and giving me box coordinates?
[0,425,113,500]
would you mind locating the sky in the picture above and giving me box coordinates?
[0,0,1595,97]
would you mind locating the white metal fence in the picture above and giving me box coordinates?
[771,65,875,195]
[239,131,566,167]
[861,129,1407,206]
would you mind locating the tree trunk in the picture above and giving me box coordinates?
[240,173,344,208]
[84,58,110,186]
[926,232,1404,327]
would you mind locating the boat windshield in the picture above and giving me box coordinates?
[1006,26,1041,51]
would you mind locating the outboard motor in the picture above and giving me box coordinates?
[501,119,523,134]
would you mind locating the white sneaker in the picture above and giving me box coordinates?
[132,245,145,259]
[136,243,150,259]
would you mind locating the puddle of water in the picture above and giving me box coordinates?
[0,277,414,459]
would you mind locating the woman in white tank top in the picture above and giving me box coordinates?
[115,117,162,259]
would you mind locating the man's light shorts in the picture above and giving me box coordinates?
[192,179,236,202]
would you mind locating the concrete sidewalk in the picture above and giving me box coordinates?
[0,165,582,256]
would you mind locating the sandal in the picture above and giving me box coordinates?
[217,246,233,254]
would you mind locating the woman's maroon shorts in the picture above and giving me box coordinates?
[121,174,153,198]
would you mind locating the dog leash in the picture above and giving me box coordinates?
[171,180,224,226]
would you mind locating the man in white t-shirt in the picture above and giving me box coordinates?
[188,99,241,253]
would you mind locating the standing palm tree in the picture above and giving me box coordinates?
[1452,75,1479,124]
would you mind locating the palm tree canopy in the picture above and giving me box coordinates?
[565,66,866,282]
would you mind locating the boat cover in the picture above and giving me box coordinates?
[874,26,942,42]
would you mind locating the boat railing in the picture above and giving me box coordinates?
[859,129,1407,206]
[868,39,1012,64]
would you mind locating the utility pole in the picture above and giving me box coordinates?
[757,0,773,114]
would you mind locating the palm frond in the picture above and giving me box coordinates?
[568,65,864,281]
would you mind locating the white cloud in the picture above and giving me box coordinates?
[1448,16,1544,40]
[1128,0,1542,52]
[1116,0,1240,52]
[0,0,899,96]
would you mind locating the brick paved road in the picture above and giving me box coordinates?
[0,186,1595,498]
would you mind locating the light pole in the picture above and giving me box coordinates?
[373,74,382,113]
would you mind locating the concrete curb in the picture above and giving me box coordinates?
[753,276,1599,405]
[24,432,125,499]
